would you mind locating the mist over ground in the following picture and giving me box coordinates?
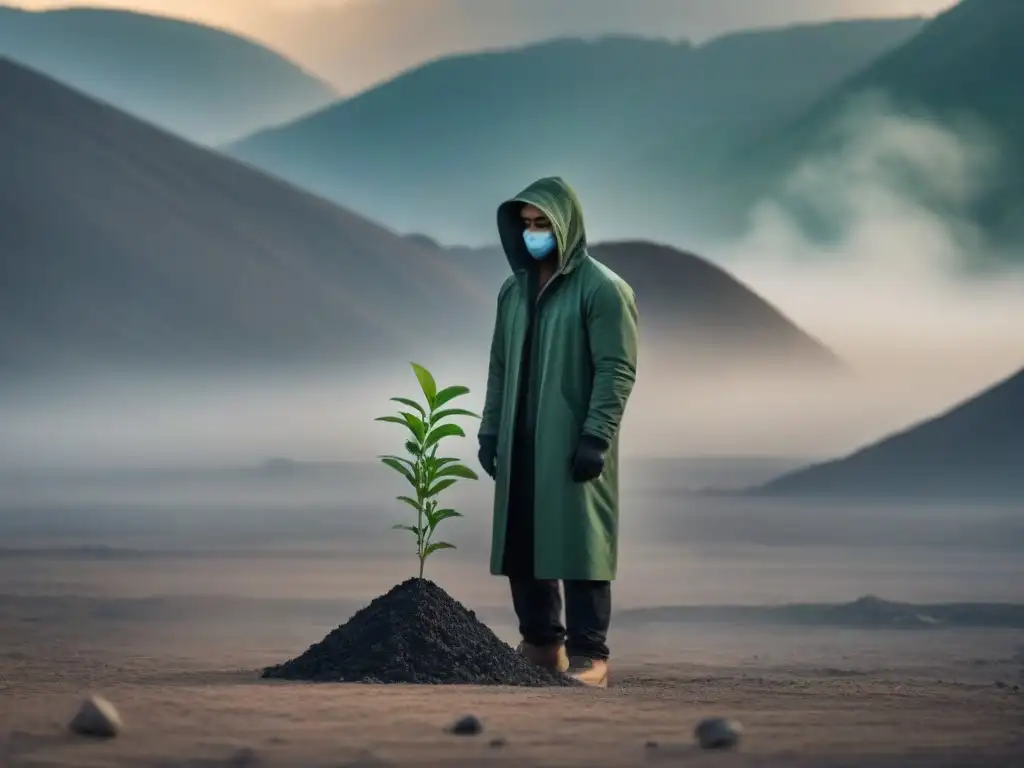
[1,90,1023,613]
[3,95,1023,471]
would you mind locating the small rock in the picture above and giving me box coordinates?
[450,715,483,735]
[645,740,659,749]
[694,717,742,750]
[68,695,122,738]
[228,747,262,767]
[489,737,507,748]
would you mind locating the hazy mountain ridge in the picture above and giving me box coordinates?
[240,0,940,93]
[697,0,1024,248]
[0,58,841,388]
[439,239,843,371]
[0,6,336,144]
[224,19,924,245]
[0,56,488,381]
[755,365,1024,499]
[618,594,1024,629]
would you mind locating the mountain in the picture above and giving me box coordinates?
[434,240,842,372]
[0,58,841,389]
[755,366,1024,499]
[0,6,335,144]
[225,19,924,245]
[248,0,942,94]
[697,0,1024,248]
[0,57,488,383]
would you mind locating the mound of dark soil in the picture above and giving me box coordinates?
[262,578,575,686]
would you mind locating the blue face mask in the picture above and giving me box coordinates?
[523,229,556,260]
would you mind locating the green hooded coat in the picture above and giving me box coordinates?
[480,177,639,581]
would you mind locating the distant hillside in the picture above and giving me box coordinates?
[700,0,1024,248]
[225,19,923,245]
[618,595,1024,630]
[0,57,486,382]
[755,366,1024,499]
[0,6,335,143]
[437,240,843,373]
[253,0,938,94]
[0,58,844,388]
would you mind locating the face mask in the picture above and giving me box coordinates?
[523,229,556,260]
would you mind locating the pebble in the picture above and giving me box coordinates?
[450,715,483,735]
[228,747,262,767]
[694,716,742,750]
[489,737,507,748]
[68,695,122,738]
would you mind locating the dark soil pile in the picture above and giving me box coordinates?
[262,578,576,686]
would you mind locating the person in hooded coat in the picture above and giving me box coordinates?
[477,176,639,688]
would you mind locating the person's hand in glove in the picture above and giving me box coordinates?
[478,434,498,479]
[571,434,609,482]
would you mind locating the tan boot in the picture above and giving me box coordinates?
[567,656,609,688]
[516,641,569,674]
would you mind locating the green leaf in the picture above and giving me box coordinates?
[433,385,469,409]
[391,397,426,417]
[422,423,465,450]
[379,457,416,488]
[426,478,458,496]
[377,414,425,443]
[431,408,480,423]
[378,454,414,471]
[423,541,456,558]
[410,363,437,408]
[426,508,463,530]
[392,524,421,535]
[432,457,460,468]
[396,495,421,512]
[434,464,478,481]
[404,439,422,457]
[399,412,427,442]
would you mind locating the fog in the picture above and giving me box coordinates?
[8,0,956,91]
[4,94,1023,471]
[2,92,1023,609]
[2,454,1022,608]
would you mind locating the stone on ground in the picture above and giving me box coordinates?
[68,695,122,738]
[450,715,483,735]
[694,716,742,750]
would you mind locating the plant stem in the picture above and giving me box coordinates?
[416,409,429,579]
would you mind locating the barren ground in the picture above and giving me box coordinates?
[1,545,1022,767]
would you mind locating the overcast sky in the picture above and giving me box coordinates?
[11,0,957,91]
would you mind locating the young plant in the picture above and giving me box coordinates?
[376,362,480,579]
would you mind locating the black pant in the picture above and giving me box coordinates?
[510,577,611,660]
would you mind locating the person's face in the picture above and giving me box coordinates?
[521,204,552,233]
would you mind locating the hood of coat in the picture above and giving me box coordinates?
[497,176,589,276]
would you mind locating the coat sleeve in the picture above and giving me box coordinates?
[581,279,639,445]
[479,278,513,438]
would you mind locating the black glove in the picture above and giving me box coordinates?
[478,434,498,479]
[571,434,609,483]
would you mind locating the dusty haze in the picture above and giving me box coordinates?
[9,0,957,90]
[2,95,1023,471]
[2,8,1023,767]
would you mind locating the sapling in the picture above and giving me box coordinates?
[376,362,480,579]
